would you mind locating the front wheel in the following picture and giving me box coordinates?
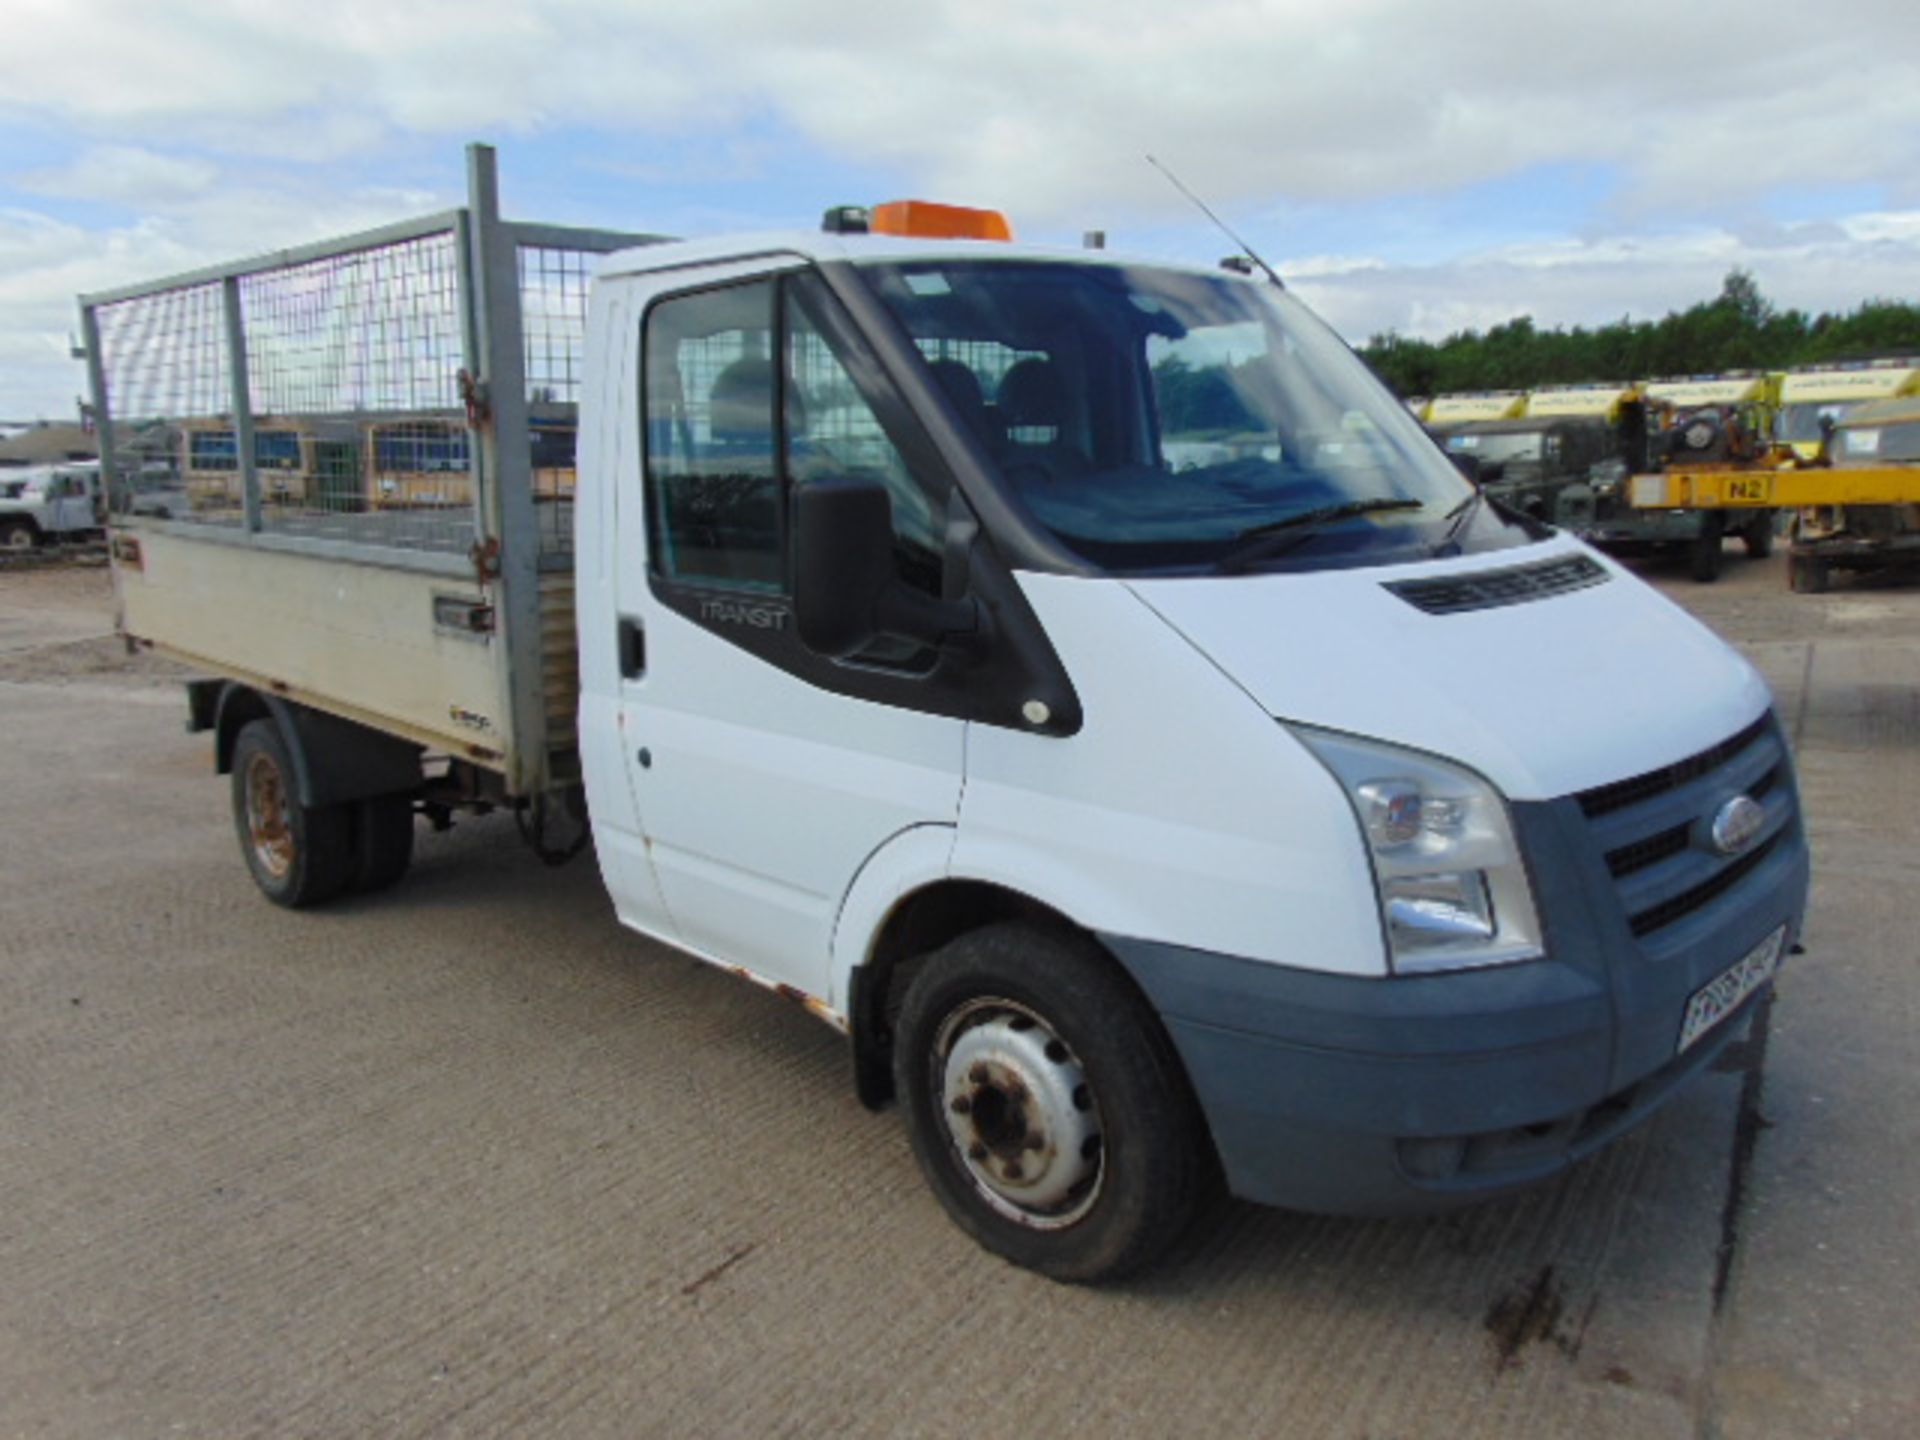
[1,520,37,553]
[893,923,1212,1282]
[1789,553,1831,594]
[1689,513,1726,582]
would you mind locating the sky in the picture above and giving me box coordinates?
[2,0,1918,418]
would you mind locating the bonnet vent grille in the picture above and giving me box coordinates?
[1384,553,1609,616]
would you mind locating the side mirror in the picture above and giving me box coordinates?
[793,476,897,658]
[793,475,984,661]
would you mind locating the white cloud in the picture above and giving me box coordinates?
[2,1,1916,221]
[2,0,1917,413]
[1290,213,1920,344]
[21,146,220,206]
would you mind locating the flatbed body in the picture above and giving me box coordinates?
[86,149,655,797]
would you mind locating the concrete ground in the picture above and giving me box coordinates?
[0,544,1914,1439]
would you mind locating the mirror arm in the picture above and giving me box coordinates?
[875,585,992,662]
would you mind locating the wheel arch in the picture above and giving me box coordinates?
[842,866,1188,1116]
[207,683,422,808]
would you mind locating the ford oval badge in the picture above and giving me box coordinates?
[1710,795,1766,856]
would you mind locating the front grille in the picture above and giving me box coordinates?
[1384,553,1608,616]
[1577,715,1796,942]
[1578,716,1768,819]
[1627,833,1785,937]
[1606,824,1691,878]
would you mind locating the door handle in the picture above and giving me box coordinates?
[618,616,646,679]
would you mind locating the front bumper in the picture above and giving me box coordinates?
[1104,727,1810,1216]
[1580,509,1703,547]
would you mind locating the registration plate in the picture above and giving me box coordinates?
[1678,925,1787,1053]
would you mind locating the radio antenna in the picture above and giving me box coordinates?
[1145,154,1285,289]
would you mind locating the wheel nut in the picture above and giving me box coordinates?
[1024,1132,1045,1152]
[950,1095,972,1115]
[968,1064,990,1085]
[968,1143,988,1162]
[1003,1161,1024,1181]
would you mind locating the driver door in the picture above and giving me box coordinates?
[610,267,964,1001]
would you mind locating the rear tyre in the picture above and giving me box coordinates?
[230,719,355,908]
[1789,554,1831,594]
[352,794,416,894]
[1689,513,1726,582]
[893,922,1211,1283]
[1743,513,1775,559]
[1,520,37,553]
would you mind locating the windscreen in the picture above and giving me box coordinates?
[1776,400,1859,444]
[860,260,1480,572]
[1446,431,1549,465]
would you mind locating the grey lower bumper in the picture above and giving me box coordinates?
[1103,804,1809,1217]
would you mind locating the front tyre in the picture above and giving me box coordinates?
[1689,512,1726,582]
[894,923,1211,1282]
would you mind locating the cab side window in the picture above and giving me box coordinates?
[644,281,783,591]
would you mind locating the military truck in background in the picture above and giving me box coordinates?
[1434,384,1650,535]
[1788,395,1920,590]
[1775,359,1920,461]
[1580,373,1780,582]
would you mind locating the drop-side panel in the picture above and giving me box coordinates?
[118,525,513,768]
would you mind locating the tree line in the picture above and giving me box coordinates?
[1356,271,1920,400]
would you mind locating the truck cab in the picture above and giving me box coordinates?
[573,222,1809,1277]
[1440,413,1618,528]
[1776,360,1920,461]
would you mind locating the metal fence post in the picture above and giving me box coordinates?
[465,142,546,797]
[78,303,117,506]
[222,276,260,532]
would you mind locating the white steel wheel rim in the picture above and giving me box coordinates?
[2,527,31,552]
[933,996,1104,1230]
[244,751,295,880]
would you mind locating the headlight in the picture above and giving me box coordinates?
[1291,726,1542,974]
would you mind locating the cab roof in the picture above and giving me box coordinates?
[594,230,1265,287]
[1834,395,1920,428]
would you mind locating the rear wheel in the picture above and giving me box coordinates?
[230,719,355,907]
[1,520,36,552]
[1689,513,1726,582]
[1743,512,1775,559]
[893,923,1212,1282]
[352,794,416,893]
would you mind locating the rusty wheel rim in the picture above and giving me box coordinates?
[244,750,295,880]
[934,997,1104,1230]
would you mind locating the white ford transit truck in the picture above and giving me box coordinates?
[91,148,1809,1280]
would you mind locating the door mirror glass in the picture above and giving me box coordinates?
[793,475,897,658]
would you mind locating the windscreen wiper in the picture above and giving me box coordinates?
[1215,497,1425,574]
[1431,487,1484,557]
